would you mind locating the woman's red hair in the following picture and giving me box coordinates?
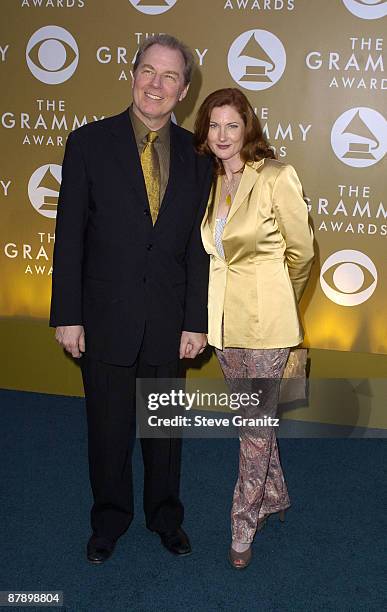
[194,88,275,174]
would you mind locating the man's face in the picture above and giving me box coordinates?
[132,44,189,129]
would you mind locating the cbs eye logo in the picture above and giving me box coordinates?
[26,26,79,85]
[320,250,377,306]
[342,0,387,20]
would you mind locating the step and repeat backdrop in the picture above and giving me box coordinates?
[1,0,386,372]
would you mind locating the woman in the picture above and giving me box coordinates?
[194,89,314,569]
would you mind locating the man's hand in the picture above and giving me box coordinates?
[55,325,85,359]
[179,331,207,360]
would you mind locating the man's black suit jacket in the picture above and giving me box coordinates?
[50,109,213,366]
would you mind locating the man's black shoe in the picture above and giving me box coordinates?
[87,535,116,564]
[156,527,192,556]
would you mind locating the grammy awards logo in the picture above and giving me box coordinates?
[320,250,377,306]
[342,0,387,19]
[28,165,62,219]
[26,26,79,84]
[128,0,177,15]
[331,107,386,168]
[228,30,286,91]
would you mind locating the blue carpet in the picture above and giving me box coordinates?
[0,389,386,612]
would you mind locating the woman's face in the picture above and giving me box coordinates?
[207,105,245,165]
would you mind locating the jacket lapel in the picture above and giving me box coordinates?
[107,108,149,210]
[226,159,265,225]
[206,179,221,236]
[158,123,186,217]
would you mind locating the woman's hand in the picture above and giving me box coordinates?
[179,331,207,359]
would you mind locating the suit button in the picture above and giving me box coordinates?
[144,209,150,216]
[143,276,147,283]
[146,244,153,251]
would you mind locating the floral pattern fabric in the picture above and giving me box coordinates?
[215,346,291,543]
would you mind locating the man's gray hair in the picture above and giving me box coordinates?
[133,34,195,86]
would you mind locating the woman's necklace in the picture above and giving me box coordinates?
[224,175,236,207]
[223,165,244,207]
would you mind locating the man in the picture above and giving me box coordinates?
[50,35,212,563]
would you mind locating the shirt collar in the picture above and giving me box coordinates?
[129,105,170,147]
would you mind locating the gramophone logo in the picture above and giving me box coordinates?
[26,26,79,84]
[320,250,377,306]
[128,0,177,15]
[331,107,386,168]
[342,0,387,20]
[228,30,286,91]
[28,164,62,219]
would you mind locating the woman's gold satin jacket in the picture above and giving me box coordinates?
[200,159,314,350]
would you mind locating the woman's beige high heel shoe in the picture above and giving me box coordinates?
[278,509,286,522]
[229,510,286,568]
[257,508,286,532]
[229,545,252,570]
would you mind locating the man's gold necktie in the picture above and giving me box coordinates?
[140,131,160,225]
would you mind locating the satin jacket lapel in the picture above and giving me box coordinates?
[207,179,221,236]
[158,123,185,217]
[226,159,265,225]
[107,108,149,210]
